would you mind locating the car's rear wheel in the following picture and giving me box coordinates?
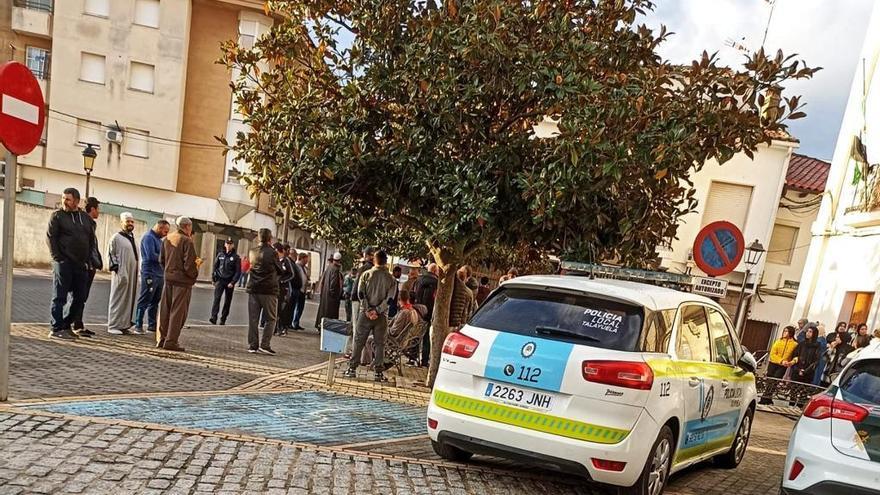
[619,425,673,495]
[431,439,474,462]
[714,407,753,469]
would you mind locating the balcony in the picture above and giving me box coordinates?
[11,1,53,39]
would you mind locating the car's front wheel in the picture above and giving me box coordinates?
[714,407,754,469]
[619,425,673,495]
[431,439,474,462]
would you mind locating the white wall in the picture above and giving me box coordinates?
[660,141,796,290]
[793,5,880,329]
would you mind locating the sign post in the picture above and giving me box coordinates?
[0,61,47,401]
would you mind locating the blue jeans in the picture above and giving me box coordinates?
[134,274,164,330]
[238,272,248,287]
[291,288,306,327]
[50,260,89,331]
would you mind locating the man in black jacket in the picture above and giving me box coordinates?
[72,197,103,337]
[46,188,96,340]
[210,238,241,325]
[246,229,283,354]
[412,263,439,367]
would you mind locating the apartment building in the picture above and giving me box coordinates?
[2,0,332,276]
[793,5,880,331]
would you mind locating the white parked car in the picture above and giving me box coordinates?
[427,276,758,495]
[781,340,880,494]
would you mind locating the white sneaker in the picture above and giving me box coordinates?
[131,327,146,335]
[108,329,125,335]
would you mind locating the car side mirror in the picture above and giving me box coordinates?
[738,351,757,374]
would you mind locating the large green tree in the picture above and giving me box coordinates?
[221,0,817,386]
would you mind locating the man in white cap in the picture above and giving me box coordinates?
[314,252,344,328]
[108,212,139,334]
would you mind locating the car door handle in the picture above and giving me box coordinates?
[721,379,730,389]
[688,377,701,387]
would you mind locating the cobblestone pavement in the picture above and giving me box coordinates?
[0,411,600,495]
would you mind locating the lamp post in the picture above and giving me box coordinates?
[274,209,284,239]
[734,239,765,338]
[82,144,97,198]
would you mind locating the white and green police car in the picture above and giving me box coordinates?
[427,276,758,495]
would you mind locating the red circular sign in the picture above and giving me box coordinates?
[693,221,745,277]
[0,61,46,155]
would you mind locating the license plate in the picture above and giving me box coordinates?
[484,382,554,411]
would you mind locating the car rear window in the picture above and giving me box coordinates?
[839,360,880,406]
[469,287,644,351]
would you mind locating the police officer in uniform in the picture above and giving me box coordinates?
[209,239,242,325]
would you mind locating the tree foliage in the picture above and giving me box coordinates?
[220,0,817,384]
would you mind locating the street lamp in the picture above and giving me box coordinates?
[274,208,284,239]
[82,144,97,198]
[734,239,765,337]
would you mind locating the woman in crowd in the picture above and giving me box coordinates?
[791,326,821,384]
[759,325,797,405]
[854,323,871,349]
[812,324,829,386]
[821,332,854,386]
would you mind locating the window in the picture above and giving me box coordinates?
[75,119,102,147]
[129,62,155,93]
[701,182,753,231]
[25,47,50,80]
[79,52,105,84]
[133,0,160,28]
[707,308,737,365]
[767,223,798,265]
[643,309,676,353]
[83,0,109,17]
[238,20,258,49]
[21,0,53,13]
[676,305,711,362]
[124,129,150,158]
[469,287,645,352]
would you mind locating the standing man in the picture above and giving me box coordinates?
[73,197,102,337]
[269,242,293,335]
[107,213,139,335]
[344,250,398,382]
[246,229,282,354]
[412,263,439,367]
[47,188,94,340]
[350,247,375,327]
[278,246,297,332]
[157,217,200,352]
[342,267,358,322]
[135,219,170,334]
[315,252,344,328]
[476,276,492,306]
[210,239,241,325]
[290,252,310,330]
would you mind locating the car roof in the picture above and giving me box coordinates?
[848,340,880,363]
[501,275,719,312]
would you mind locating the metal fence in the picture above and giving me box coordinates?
[756,375,826,409]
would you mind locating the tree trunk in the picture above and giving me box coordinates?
[425,242,460,388]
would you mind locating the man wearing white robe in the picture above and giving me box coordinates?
[108,212,139,334]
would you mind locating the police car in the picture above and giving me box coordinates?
[427,276,758,494]
[781,340,880,494]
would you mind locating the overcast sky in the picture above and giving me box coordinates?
[643,0,875,160]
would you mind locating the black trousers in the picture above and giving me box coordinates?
[73,269,96,330]
[210,279,235,322]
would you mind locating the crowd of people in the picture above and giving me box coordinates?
[760,317,880,404]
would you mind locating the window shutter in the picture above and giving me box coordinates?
[701,182,753,231]
[767,224,798,265]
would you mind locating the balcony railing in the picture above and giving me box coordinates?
[14,0,52,13]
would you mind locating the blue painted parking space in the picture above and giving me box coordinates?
[26,391,427,446]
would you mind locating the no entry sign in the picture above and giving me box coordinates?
[0,61,46,156]
[693,221,745,277]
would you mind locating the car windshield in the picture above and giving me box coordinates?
[469,287,644,351]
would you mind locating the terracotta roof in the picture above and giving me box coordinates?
[786,153,830,194]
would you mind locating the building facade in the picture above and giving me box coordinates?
[792,5,880,331]
[2,0,332,277]
[748,154,829,348]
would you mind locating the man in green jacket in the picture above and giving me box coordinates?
[344,250,398,382]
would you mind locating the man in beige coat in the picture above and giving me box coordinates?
[157,217,200,352]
